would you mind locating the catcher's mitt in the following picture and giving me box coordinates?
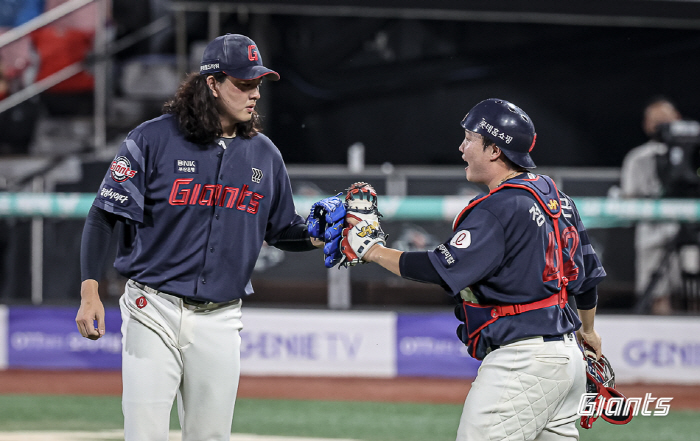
[345,182,382,226]
[339,220,387,267]
[580,342,634,429]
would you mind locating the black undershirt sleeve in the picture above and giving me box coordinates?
[272,223,316,252]
[399,251,448,287]
[574,286,598,310]
[80,205,119,282]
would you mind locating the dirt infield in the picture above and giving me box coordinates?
[1,370,699,409]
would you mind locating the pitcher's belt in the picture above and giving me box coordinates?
[130,280,241,309]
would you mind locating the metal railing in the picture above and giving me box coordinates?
[0,0,108,150]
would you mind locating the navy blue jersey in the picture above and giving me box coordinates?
[92,114,304,302]
[429,173,606,359]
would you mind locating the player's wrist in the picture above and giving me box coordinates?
[363,243,384,262]
[80,279,100,300]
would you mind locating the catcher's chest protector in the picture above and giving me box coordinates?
[454,174,571,360]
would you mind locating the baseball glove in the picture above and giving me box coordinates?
[344,182,382,226]
[339,220,387,267]
[306,193,346,268]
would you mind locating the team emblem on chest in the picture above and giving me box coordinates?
[252,168,263,183]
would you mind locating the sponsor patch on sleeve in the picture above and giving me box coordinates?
[435,243,456,267]
[450,230,472,249]
[175,159,198,174]
[99,186,129,204]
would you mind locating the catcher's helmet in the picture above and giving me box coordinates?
[580,342,634,429]
[460,98,537,168]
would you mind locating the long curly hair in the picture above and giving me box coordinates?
[162,73,262,144]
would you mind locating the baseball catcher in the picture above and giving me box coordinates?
[331,98,608,440]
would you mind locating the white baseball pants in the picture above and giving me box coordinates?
[120,280,243,441]
[456,333,586,441]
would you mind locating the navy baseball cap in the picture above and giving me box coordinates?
[200,34,280,81]
[461,98,537,169]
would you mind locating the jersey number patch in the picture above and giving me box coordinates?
[542,226,580,284]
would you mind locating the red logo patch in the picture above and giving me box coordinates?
[135,296,147,309]
[110,156,138,182]
[247,45,259,61]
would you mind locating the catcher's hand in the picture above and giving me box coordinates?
[577,328,602,360]
[345,182,382,226]
[306,193,346,268]
[339,220,387,267]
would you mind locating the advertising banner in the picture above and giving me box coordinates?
[240,309,396,377]
[596,315,700,384]
[7,306,122,369]
[0,305,7,369]
[396,312,480,378]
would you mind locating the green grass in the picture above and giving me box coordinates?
[0,395,697,441]
[233,399,461,441]
[578,410,700,441]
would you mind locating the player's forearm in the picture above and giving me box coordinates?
[273,223,317,252]
[81,206,118,281]
[363,245,402,276]
[578,306,597,333]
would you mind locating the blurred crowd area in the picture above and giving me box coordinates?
[0,0,169,156]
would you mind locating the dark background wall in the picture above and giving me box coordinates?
[108,0,700,168]
[260,18,700,167]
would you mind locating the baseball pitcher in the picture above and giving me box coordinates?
[75,34,344,441]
